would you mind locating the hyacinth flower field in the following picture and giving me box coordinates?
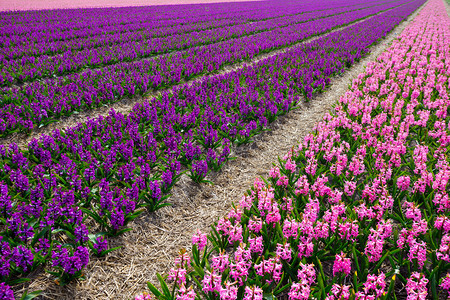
[0,0,449,298]
[0,0,422,136]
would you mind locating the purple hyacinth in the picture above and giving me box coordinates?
[74,224,89,243]
[12,245,34,272]
[149,180,162,201]
[192,160,208,178]
[0,283,14,300]
[110,209,125,230]
[52,245,89,275]
[161,170,172,188]
[93,236,108,255]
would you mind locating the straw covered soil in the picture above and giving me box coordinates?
[10,1,428,299]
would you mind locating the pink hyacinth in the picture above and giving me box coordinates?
[220,282,238,300]
[406,272,428,300]
[281,197,293,213]
[283,218,299,240]
[228,224,243,244]
[248,217,263,233]
[305,157,317,175]
[269,166,281,179]
[243,286,263,300]
[228,206,243,222]
[276,243,292,261]
[288,281,311,300]
[176,285,196,300]
[325,284,350,300]
[265,203,281,226]
[332,252,351,277]
[276,175,289,187]
[285,159,297,173]
[440,274,450,299]
[311,174,331,197]
[135,292,152,300]
[355,272,386,299]
[344,180,356,196]
[397,175,411,191]
[174,251,191,268]
[403,201,422,222]
[408,239,427,268]
[435,216,450,232]
[436,234,450,262]
[202,270,221,293]
[365,228,384,263]
[297,236,314,260]
[230,261,249,286]
[234,245,251,263]
[338,220,359,241]
[297,263,316,286]
[295,175,309,195]
[168,267,187,285]
[192,229,207,252]
[211,251,229,273]
[248,236,264,255]
[239,194,254,210]
[216,217,232,235]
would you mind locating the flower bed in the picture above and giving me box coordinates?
[0,0,406,85]
[0,0,422,137]
[142,0,450,299]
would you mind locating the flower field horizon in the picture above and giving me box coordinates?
[1,0,449,298]
[0,0,260,12]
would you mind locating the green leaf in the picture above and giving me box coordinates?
[111,227,133,236]
[147,281,163,298]
[99,246,122,256]
[384,274,397,300]
[263,293,275,300]
[81,208,106,227]
[7,277,31,285]
[157,273,171,298]
[20,290,43,300]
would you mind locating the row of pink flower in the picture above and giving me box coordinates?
[138,0,450,299]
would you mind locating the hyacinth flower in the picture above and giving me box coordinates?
[188,160,211,184]
[81,184,143,236]
[48,245,89,286]
[86,234,122,257]
[0,2,420,280]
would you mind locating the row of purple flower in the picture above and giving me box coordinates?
[0,0,417,137]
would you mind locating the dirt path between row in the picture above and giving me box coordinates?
[16,1,428,299]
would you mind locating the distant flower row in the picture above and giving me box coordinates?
[141,0,450,299]
[0,2,423,298]
[0,0,421,138]
[0,0,406,84]
[1,0,387,60]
